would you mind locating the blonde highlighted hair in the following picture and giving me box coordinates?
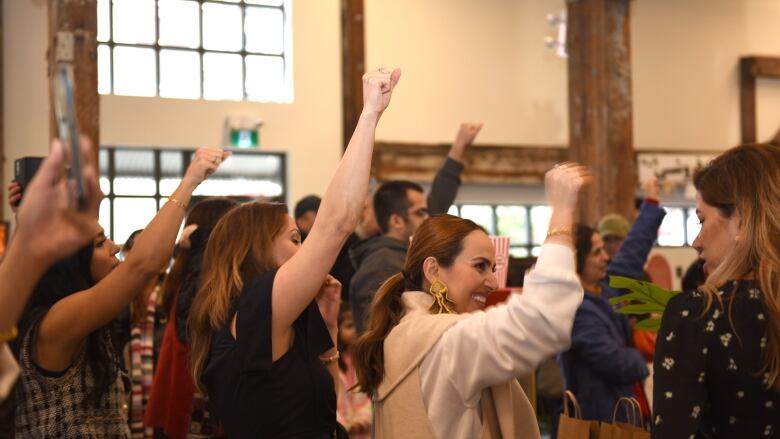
[694,143,780,391]
[188,202,290,393]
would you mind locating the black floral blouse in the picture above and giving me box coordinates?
[653,280,779,438]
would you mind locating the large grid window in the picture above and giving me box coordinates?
[449,203,698,256]
[99,146,287,243]
[97,0,291,102]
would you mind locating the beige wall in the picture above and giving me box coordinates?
[632,0,780,151]
[3,0,49,223]
[3,0,780,226]
[365,0,570,147]
[365,0,780,150]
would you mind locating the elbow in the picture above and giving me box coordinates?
[321,210,360,238]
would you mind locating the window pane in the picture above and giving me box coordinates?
[194,178,283,197]
[97,0,110,42]
[159,151,183,196]
[203,53,243,100]
[159,0,200,48]
[98,45,111,94]
[530,206,552,244]
[245,7,284,54]
[202,3,242,51]
[245,55,284,102]
[112,0,156,44]
[113,46,156,97]
[686,207,700,246]
[99,198,111,239]
[658,207,685,246]
[160,49,201,99]
[510,247,529,258]
[531,246,542,257]
[113,149,156,195]
[100,177,111,195]
[496,206,528,245]
[460,205,495,235]
[99,147,111,196]
[246,0,284,5]
[113,198,158,244]
[447,205,459,216]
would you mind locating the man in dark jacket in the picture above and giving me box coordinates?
[349,180,428,333]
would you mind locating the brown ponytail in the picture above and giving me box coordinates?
[352,214,483,395]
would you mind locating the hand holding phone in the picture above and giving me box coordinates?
[52,62,87,209]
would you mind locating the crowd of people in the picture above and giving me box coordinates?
[0,67,778,439]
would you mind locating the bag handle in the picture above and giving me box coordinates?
[562,390,583,419]
[612,397,644,427]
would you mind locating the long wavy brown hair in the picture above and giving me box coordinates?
[352,215,483,396]
[694,143,780,391]
[188,202,289,393]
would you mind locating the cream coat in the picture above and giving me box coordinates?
[374,243,583,438]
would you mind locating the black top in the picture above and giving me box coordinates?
[653,280,780,438]
[202,269,337,439]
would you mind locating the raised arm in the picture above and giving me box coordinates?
[422,164,590,403]
[0,139,102,338]
[607,177,666,279]
[427,122,482,214]
[270,68,401,353]
[36,148,225,371]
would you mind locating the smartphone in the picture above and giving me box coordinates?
[52,63,87,208]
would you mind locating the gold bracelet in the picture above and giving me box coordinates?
[320,351,340,365]
[546,227,572,240]
[0,326,18,343]
[168,197,188,212]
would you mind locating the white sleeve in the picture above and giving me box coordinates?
[420,243,583,406]
[0,342,20,401]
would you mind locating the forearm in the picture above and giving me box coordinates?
[0,240,49,332]
[125,180,196,273]
[427,158,464,215]
[545,207,576,248]
[314,112,379,237]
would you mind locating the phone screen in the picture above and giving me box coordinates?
[52,63,86,208]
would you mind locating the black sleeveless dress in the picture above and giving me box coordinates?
[202,269,337,438]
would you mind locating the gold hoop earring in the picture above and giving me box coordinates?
[428,279,455,314]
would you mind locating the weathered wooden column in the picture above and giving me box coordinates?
[567,0,636,225]
[47,0,99,168]
[341,0,366,151]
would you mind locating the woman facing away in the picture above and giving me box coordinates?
[13,148,225,438]
[352,163,589,439]
[145,197,238,439]
[653,143,780,438]
[188,67,400,438]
